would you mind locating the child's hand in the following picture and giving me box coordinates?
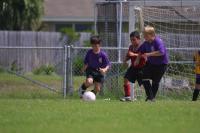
[134,53,147,68]
[134,54,141,66]
[99,68,106,75]
[81,65,88,74]
[128,51,134,57]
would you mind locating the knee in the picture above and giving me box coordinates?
[85,78,93,86]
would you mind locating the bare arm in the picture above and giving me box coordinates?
[81,64,88,73]
[145,51,163,57]
[128,51,139,57]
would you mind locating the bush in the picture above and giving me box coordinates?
[73,57,84,76]
[60,27,80,45]
[10,60,23,72]
[33,65,55,75]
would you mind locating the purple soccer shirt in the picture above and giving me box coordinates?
[138,36,168,65]
[84,49,110,69]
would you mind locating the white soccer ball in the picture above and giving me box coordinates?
[82,91,96,101]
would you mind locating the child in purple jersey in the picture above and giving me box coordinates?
[137,25,168,101]
[78,35,110,97]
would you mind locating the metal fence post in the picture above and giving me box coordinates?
[68,45,74,95]
[63,45,67,98]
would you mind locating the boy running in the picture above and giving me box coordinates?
[137,25,168,101]
[79,35,110,97]
[120,31,146,102]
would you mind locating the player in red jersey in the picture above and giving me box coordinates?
[120,31,147,101]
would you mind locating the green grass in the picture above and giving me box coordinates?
[0,73,62,99]
[0,72,200,133]
[0,99,200,133]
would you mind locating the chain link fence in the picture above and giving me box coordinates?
[0,46,65,98]
[69,46,196,99]
[0,45,195,99]
[70,46,145,99]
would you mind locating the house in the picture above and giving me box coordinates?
[43,0,95,32]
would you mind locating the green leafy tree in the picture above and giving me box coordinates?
[0,0,44,30]
[60,27,80,45]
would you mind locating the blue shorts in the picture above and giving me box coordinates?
[196,74,200,84]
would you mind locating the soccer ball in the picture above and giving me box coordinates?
[82,91,96,101]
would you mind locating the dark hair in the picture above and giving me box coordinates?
[90,35,101,44]
[130,31,140,39]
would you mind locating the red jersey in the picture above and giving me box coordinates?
[127,44,146,68]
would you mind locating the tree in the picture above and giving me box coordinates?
[60,27,80,45]
[0,0,44,30]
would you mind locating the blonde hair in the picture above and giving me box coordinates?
[143,25,155,36]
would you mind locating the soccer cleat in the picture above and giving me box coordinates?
[120,96,132,102]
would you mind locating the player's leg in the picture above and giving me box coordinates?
[78,68,94,97]
[124,78,131,97]
[142,80,154,101]
[140,64,154,101]
[136,68,144,98]
[120,67,135,101]
[91,73,104,95]
[93,82,102,95]
[120,78,132,101]
[79,77,93,97]
[151,65,167,98]
[192,74,200,101]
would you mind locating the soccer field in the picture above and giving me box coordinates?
[0,99,199,133]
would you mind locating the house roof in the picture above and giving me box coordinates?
[43,0,95,22]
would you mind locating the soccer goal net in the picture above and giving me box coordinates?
[95,1,200,98]
[134,5,200,90]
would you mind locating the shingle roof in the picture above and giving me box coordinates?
[44,0,95,22]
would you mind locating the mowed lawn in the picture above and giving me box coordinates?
[0,73,199,133]
[0,99,200,133]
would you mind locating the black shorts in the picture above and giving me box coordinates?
[141,63,167,83]
[85,67,104,83]
[124,66,142,86]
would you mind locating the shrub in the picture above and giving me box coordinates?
[73,57,84,76]
[60,27,80,45]
[33,65,55,75]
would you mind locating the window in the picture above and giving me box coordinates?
[55,24,72,32]
[75,24,93,32]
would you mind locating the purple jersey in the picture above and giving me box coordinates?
[84,49,110,69]
[138,36,168,65]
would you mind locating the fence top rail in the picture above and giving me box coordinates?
[72,46,200,51]
[0,46,64,49]
[0,46,199,51]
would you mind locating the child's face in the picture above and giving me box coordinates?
[130,36,140,46]
[92,43,100,53]
[144,34,154,42]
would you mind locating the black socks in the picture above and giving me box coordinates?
[192,89,199,101]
